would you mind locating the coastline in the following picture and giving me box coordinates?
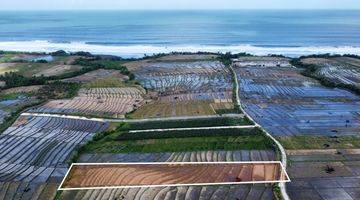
[1,40,360,58]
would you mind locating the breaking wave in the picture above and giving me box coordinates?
[0,40,359,58]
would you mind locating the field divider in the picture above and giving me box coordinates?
[20,112,245,123]
[128,125,258,133]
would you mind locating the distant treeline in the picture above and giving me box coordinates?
[0,55,134,88]
[0,72,47,88]
[298,53,360,59]
[219,52,253,66]
[71,57,135,80]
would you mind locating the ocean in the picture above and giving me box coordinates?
[0,10,359,57]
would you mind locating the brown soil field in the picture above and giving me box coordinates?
[61,162,287,189]
[0,85,43,94]
[130,100,216,118]
[34,64,83,77]
[62,69,129,83]
[0,63,17,74]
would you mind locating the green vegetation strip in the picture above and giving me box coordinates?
[117,128,261,141]
[83,135,273,154]
[73,124,275,155]
[116,117,253,131]
[277,136,360,149]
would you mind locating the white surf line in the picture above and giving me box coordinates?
[129,125,257,133]
[20,112,244,123]
[58,161,290,191]
[229,63,291,200]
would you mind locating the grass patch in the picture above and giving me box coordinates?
[277,136,360,149]
[0,53,16,62]
[84,77,125,88]
[0,92,32,100]
[82,135,273,153]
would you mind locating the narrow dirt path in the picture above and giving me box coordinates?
[20,112,244,123]
[129,125,258,133]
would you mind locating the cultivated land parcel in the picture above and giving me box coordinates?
[0,51,359,200]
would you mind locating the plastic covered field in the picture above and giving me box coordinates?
[129,61,233,101]
[236,65,360,136]
[0,116,109,199]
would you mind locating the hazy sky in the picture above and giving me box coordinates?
[1,0,359,10]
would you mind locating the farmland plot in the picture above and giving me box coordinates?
[235,62,360,136]
[0,54,84,77]
[32,87,146,118]
[0,63,18,74]
[233,56,292,68]
[61,162,286,189]
[286,149,360,200]
[301,57,360,89]
[133,61,232,96]
[62,69,129,84]
[60,150,279,200]
[0,115,109,199]
[127,60,235,118]
[0,89,41,124]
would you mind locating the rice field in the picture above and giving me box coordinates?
[286,149,360,200]
[0,53,84,77]
[0,89,41,124]
[32,87,146,118]
[0,115,109,199]
[235,59,360,136]
[62,69,129,84]
[132,61,232,96]
[233,56,291,68]
[234,56,360,200]
[300,57,360,89]
[127,60,235,118]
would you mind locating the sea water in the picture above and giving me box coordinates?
[0,10,359,57]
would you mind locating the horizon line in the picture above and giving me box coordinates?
[1,8,360,11]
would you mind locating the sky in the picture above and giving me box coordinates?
[0,0,359,10]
